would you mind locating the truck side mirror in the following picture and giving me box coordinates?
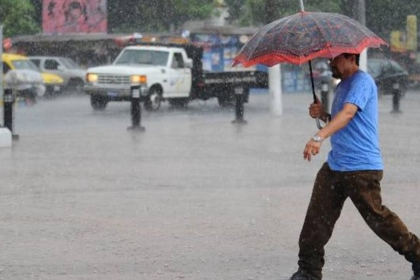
[185,59,193,68]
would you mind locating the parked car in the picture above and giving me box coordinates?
[29,56,86,93]
[367,58,409,95]
[2,53,46,103]
[3,53,64,98]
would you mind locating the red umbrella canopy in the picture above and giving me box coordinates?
[233,11,388,67]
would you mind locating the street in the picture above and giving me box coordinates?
[0,90,420,280]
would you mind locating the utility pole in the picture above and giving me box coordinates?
[265,0,282,116]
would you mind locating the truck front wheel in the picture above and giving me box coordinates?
[90,95,108,110]
[144,87,162,111]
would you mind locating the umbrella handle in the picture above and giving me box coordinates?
[308,60,324,130]
[316,118,324,130]
[308,60,317,103]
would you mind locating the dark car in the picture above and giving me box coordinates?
[368,58,409,95]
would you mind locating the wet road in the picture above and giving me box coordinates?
[0,91,419,280]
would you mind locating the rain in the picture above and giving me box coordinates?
[1,1,420,279]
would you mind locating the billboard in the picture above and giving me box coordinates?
[190,33,256,72]
[42,0,107,34]
[406,15,417,51]
[390,31,406,53]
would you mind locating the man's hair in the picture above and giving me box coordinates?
[343,53,360,66]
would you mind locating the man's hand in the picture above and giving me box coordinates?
[309,99,324,119]
[303,138,322,162]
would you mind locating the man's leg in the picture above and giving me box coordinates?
[346,170,420,273]
[297,163,347,279]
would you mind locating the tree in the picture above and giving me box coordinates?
[29,0,42,26]
[265,0,279,23]
[340,0,420,41]
[225,0,344,26]
[366,0,420,39]
[225,0,420,43]
[0,0,40,37]
[107,0,215,33]
[223,0,243,24]
[26,0,216,34]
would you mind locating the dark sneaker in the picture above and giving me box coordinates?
[290,270,320,280]
[410,277,420,280]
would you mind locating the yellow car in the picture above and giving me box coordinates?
[2,53,44,102]
[2,53,64,97]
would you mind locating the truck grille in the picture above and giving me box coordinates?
[98,75,130,85]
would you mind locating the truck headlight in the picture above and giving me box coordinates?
[130,75,147,84]
[86,73,98,83]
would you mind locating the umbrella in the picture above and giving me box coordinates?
[232,2,387,127]
[232,12,386,67]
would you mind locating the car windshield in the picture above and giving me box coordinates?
[60,58,82,69]
[12,59,41,72]
[114,49,169,66]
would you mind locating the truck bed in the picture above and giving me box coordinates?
[193,70,268,101]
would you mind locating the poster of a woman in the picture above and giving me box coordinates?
[42,0,107,34]
[85,0,107,31]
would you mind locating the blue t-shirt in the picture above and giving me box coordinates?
[327,70,383,171]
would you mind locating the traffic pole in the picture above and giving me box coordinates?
[232,87,247,124]
[391,81,402,114]
[3,89,19,140]
[127,85,145,132]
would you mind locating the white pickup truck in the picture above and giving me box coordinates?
[85,43,268,111]
[84,45,193,111]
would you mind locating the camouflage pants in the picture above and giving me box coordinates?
[298,162,420,279]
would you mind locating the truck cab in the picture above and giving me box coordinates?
[84,45,193,111]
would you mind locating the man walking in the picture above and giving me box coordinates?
[289,53,420,280]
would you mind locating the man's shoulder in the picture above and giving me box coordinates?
[352,70,376,87]
[355,70,374,81]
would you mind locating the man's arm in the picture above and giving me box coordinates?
[303,103,358,161]
[316,103,358,140]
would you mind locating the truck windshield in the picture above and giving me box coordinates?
[114,49,169,66]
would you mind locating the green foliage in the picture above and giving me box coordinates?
[225,0,420,44]
[224,0,244,23]
[5,0,217,35]
[303,0,344,13]
[225,0,344,26]
[366,0,420,39]
[3,0,420,42]
[0,0,40,37]
[108,0,215,33]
